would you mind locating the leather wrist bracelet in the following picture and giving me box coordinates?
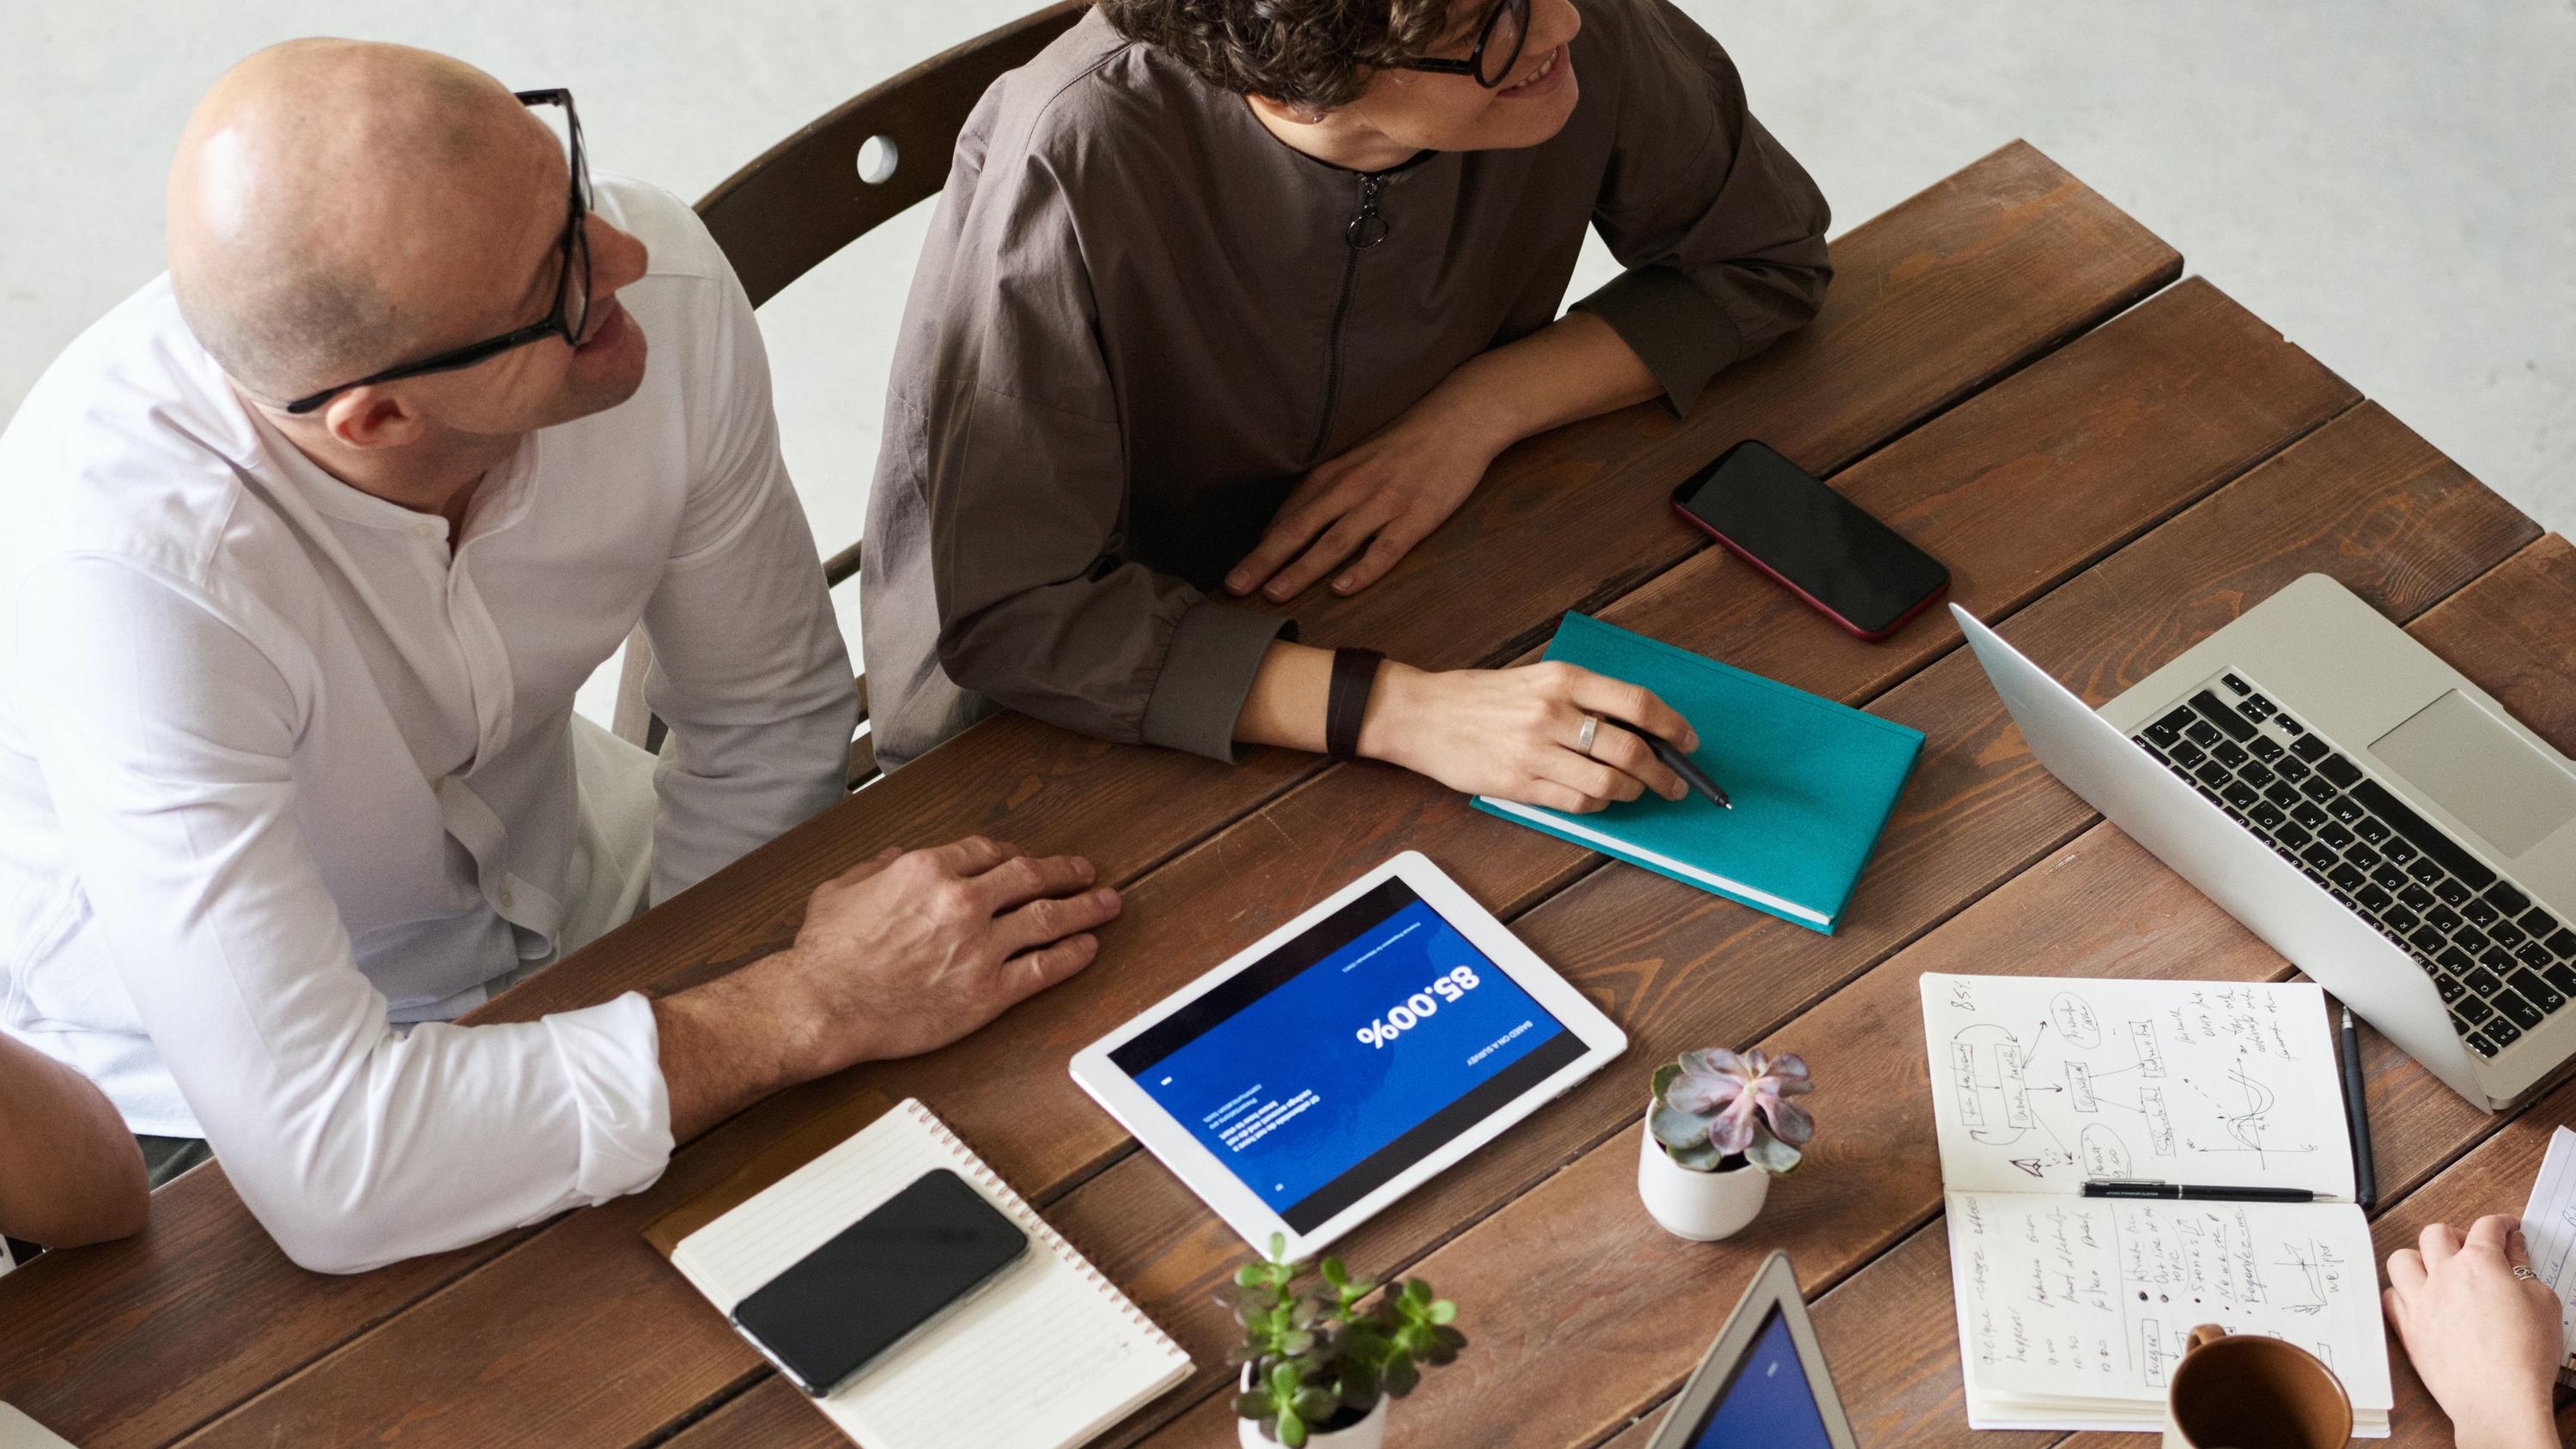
[1325,647,1385,761]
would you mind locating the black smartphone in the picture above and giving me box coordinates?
[729,1168,1029,1397]
[1671,440,1949,641]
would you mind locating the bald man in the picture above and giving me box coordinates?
[0,42,1119,1273]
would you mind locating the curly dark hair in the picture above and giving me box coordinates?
[1095,0,1467,113]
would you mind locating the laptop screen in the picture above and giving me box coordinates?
[1680,1306,1837,1448]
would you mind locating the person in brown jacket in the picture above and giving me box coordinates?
[863,0,1832,810]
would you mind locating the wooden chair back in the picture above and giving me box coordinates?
[613,2,1088,783]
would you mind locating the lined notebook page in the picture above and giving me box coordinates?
[671,1099,1190,1449]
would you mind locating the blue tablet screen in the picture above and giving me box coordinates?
[1111,879,1580,1232]
[1684,1307,1836,1448]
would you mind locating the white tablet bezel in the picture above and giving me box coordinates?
[1069,850,1626,1258]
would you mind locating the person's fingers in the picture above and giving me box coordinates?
[1331,515,1433,595]
[971,852,1098,912]
[2420,1221,2464,1264]
[1583,721,1688,801]
[1516,778,1605,814]
[996,884,1123,954]
[922,836,1018,876]
[2464,1214,2519,1259]
[1264,508,1392,602]
[1229,506,1332,596]
[2380,1285,2406,1333]
[2385,1245,2427,1297]
[1007,934,1101,998]
[1535,746,1641,809]
[1565,669,1698,752]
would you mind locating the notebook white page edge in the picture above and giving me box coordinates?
[669,1099,1189,1449]
[1474,795,1830,925]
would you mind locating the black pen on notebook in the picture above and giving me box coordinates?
[2081,1180,2317,1202]
[2341,1005,2379,1210]
[1649,731,1732,810]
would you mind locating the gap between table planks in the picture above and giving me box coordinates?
[1125,406,2539,1445]
[0,139,2178,1449]
[173,272,2338,1449]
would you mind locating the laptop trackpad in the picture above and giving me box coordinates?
[2369,691,2576,857]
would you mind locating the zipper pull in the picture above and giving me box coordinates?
[1346,174,1389,249]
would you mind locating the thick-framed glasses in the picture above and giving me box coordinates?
[283,88,594,416]
[1395,0,1532,88]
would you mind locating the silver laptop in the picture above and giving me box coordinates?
[1952,575,2576,1111]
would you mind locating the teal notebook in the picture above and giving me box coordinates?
[1472,613,1923,934]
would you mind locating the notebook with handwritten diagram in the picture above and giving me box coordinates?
[1917,974,2392,1434]
[2512,1125,2576,1387]
[1471,612,1922,934]
[647,1094,1190,1449]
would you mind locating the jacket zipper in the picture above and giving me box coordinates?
[1305,171,1392,466]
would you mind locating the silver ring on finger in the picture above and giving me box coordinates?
[2515,1264,2539,1281]
[1576,712,1601,758]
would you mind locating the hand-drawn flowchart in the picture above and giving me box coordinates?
[1923,974,2355,1198]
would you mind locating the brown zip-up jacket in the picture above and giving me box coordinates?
[861,1,1830,769]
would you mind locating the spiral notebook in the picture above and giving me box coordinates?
[647,1093,1191,1449]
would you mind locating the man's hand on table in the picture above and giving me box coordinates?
[653,837,1121,1142]
[2384,1215,2563,1449]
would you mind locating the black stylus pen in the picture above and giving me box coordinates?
[2081,1180,2318,1202]
[2342,1006,2378,1210]
[1649,734,1733,810]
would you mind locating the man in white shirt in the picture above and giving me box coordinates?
[0,41,1121,1274]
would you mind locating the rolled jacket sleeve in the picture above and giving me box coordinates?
[913,155,1293,760]
[1572,0,1833,413]
[14,559,671,1273]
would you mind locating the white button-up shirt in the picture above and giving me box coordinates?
[0,176,856,1272]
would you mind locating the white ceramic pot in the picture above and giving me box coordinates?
[1637,1111,1771,1241]
[1236,1366,1391,1449]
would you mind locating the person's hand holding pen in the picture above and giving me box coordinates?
[1357,660,1703,814]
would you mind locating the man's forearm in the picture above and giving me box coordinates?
[0,1036,148,1247]
[651,953,823,1143]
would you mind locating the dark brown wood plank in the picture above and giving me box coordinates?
[659,1378,837,1449]
[1807,532,2576,1449]
[1130,407,2537,1446]
[0,144,2178,1449]
[172,277,2336,1449]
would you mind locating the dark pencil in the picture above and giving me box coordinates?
[1649,734,1732,810]
[2341,1006,2378,1209]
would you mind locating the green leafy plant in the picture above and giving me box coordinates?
[1649,1047,1814,1175]
[1226,1234,1467,1446]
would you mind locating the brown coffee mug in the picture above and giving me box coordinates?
[2161,1324,2353,1449]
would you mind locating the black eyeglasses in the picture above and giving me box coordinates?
[283,88,594,416]
[1396,0,1532,88]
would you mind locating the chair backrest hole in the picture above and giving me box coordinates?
[855,135,899,186]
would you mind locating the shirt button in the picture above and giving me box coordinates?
[499,887,514,910]
[414,521,440,539]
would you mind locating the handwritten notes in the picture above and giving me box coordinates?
[2514,1124,2576,1385]
[1921,974,2356,1198]
[1921,975,2391,1433]
[1944,1190,2391,1420]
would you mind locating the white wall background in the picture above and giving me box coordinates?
[5,1,2570,721]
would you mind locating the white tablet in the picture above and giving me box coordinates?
[1070,851,1627,1257]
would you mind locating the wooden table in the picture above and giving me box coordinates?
[5,141,2569,1449]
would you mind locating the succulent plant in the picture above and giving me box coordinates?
[1227,1234,1466,1446]
[1649,1046,1814,1175]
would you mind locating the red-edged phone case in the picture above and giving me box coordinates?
[1668,499,1948,642]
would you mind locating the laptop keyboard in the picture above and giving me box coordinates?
[2130,671,2575,1061]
